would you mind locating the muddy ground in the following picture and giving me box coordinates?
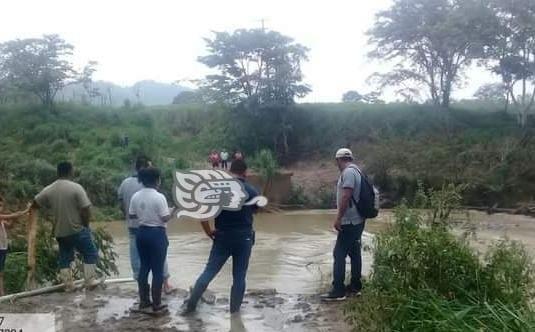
[0,285,350,332]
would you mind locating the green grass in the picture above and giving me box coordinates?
[344,187,535,331]
[0,102,534,214]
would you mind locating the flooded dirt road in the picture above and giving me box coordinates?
[1,210,534,331]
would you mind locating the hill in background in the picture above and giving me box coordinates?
[59,80,190,106]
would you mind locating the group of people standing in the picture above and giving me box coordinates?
[118,156,259,315]
[208,149,244,170]
[0,147,369,319]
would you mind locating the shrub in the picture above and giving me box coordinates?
[4,222,118,294]
[4,252,28,294]
[372,205,481,301]
[312,184,336,209]
[251,149,279,195]
[482,240,535,306]
[345,187,535,331]
[251,149,279,181]
[285,185,310,206]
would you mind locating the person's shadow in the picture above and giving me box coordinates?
[230,312,247,332]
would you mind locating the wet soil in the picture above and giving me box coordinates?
[0,285,351,331]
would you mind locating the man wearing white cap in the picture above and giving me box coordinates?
[322,148,366,301]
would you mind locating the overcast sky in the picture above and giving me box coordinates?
[1,0,497,102]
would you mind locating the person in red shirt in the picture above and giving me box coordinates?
[208,150,220,168]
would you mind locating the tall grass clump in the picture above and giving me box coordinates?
[345,185,535,331]
[251,149,279,196]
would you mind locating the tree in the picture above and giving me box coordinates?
[474,83,508,105]
[342,90,363,103]
[80,61,100,105]
[368,0,494,108]
[198,29,310,105]
[198,28,310,157]
[0,35,93,109]
[342,90,385,104]
[172,90,204,104]
[485,0,535,127]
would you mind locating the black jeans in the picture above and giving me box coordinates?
[189,229,254,313]
[332,222,366,293]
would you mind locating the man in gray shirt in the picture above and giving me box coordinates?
[118,156,174,293]
[322,148,366,301]
[32,161,101,291]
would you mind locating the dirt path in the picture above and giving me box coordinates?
[0,285,349,332]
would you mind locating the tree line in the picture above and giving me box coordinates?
[0,0,534,154]
[366,0,535,127]
[0,34,96,109]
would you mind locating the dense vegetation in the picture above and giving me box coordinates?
[345,186,535,331]
[0,102,533,214]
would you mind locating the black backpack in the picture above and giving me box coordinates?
[346,165,379,219]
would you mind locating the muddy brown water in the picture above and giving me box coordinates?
[105,209,535,294]
[104,210,388,295]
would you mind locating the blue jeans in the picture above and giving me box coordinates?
[136,226,168,307]
[189,229,254,313]
[0,249,7,272]
[128,227,170,280]
[332,222,366,293]
[57,227,98,269]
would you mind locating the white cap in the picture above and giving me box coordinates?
[335,148,353,159]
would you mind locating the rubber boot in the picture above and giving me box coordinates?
[150,281,168,315]
[83,264,102,290]
[151,283,162,308]
[60,268,75,292]
[138,283,152,313]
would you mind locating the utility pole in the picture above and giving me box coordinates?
[257,18,269,32]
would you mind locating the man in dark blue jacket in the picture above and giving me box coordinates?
[184,160,259,314]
